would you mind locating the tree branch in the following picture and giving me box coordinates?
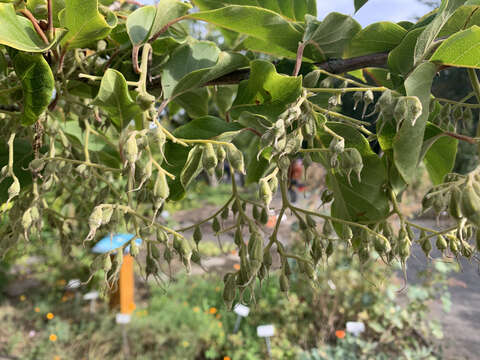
[149,52,390,90]
[18,9,49,45]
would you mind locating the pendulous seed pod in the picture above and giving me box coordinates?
[124,134,139,164]
[279,272,289,293]
[259,179,273,208]
[180,146,203,188]
[436,235,448,252]
[193,225,202,245]
[226,145,245,174]
[260,207,269,225]
[306,214,316,228]
[103,255,112,272]
[202,143,218,174]
[223,273,236,309]
[221,206,229,220]
[322,220,334,237]
[212,217,221,233]
[448,186,463,220]
[234,228,243,246]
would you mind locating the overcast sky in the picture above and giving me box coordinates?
[142,0,434,26]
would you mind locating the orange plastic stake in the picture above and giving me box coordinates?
[119,254,135,314]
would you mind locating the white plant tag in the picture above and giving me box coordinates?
[116,313,131,324]
[233,304,250,317]
[346,321,365,336]
[257,325,275,338]
[83,291,99,301]
[66,279,81,289]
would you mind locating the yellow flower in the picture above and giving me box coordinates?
[19,295,26,302]
[216,314,221,319]
[182,340,189,348]
[215,286,220,292]
[233,264,240,270]
[223,357,231,360]
[193,307,200,313]
[53,356,61,360]
[56,279,66,286]
[49,334,57,342]
[34,307,40,313]
[209,307,217,314]
[217,322,222,328]
[46,312,54,320]
[61,295,68,302]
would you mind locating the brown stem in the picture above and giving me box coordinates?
[444,131,477,144]
[132,45,140,74]
[243,127,262,137]
[317,52,389,74]
[125,0,144,6]
[149,16,187,43]
[293,41,308,77]
[18,9,49,45]
[47,0,53,39]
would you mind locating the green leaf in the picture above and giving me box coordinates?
[59,0,116,49]
[414,0,466,64]
[393,62,436,184]
[388,27,424,75]
[422,123,458,185]
[164,116,244,200]
[188,5,303,57]
[354,0,369,12]
[230,60,303,122]
[174,88,209,118]
[347,22,407,57]
[92,69,142,129]
[165,47,249,99]
[0,3,57,52]
[161,41,220,98]
[193,0,317,21]
[26,0,65,27]
[431,25,480,68]
[11,52,54,126]
[317,123,389,222]
[303,13,361,61]
[126,0,191,45]
[439,4,480,37]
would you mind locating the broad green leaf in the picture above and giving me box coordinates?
[193,0,317,21]
[0,139,33,203]
[126,0,191,45]
[439,5,480,37]
[303,13,361,61]
[414,0,466,64]
[26,0,65,27]
[388,27,424,75]
[174,88,209,118]
[317,123,389,222]
[0,3,57,52]
[126,6,156,45]
[60,120,121,168]
[393,62,436,184]
[169,51,248,98]
[347,22,407,57]
[230,60,303,122]
[164,116,244,200]
[59,0,116,49]
[422,123,458,185]
[161,41,220,98]
[11,52,54,126]
[92,69,142,129]
[188,6,303,56]
[354,0,369,12]
[431,25,480,68]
